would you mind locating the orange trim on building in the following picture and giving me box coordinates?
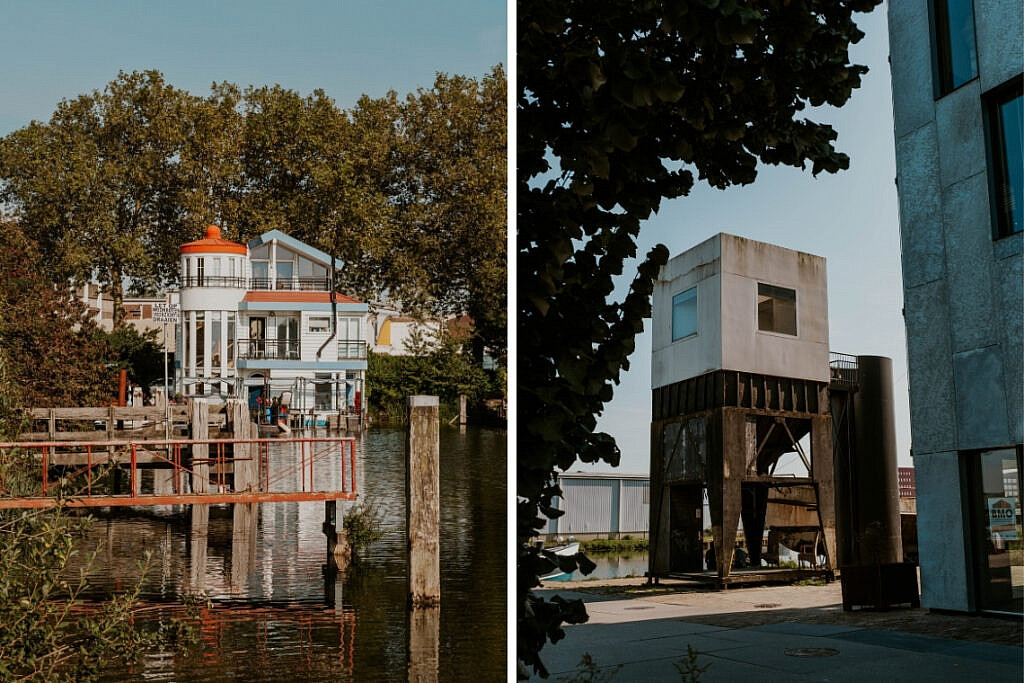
[242,291,362,304]
[179,225,247,255]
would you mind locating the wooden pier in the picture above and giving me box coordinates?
[1,399,357,510]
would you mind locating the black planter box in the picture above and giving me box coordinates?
[840,562,920,611]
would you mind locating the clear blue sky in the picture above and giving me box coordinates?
[0,0,505,136]
[585,5,914,475]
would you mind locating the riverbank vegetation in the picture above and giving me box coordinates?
[578,537,649,554]
[366,335,505,424]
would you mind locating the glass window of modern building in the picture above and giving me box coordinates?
[931,0,978,95]
[967,448,1023,613]
[987,78,1023,238]
[671,287,697,341]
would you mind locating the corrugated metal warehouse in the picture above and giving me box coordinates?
[545,473,650,540]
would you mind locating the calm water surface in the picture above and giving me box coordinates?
[67,426,506,682]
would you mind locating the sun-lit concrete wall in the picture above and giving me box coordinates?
[652,233,829,390]
[889,0,1023,611]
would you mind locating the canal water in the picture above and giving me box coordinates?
[542,552,650,582]
[66,426,506,682]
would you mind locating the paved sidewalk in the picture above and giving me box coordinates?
[532,585,1023,682]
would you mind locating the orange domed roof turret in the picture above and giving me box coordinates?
[179,225,247,255]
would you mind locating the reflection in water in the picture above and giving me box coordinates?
[67,427,505,682]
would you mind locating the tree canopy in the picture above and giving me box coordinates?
[0,67,506,354]
[517,0,881,676]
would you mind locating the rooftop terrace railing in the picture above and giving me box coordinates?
[829,352,859,389]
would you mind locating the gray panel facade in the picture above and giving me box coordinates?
[888,0,1023,612]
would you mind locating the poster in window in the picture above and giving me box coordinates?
[988,497,1019,540]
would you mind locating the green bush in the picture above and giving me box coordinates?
[366,334,503,422]
[343,499,386,553]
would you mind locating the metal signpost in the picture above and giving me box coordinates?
[152,302,180,439]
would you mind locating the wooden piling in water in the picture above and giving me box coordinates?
[189,399,209,494]
[323,499,350,565]
[406,395,440,608]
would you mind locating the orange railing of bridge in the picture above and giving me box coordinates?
[0,437,357,509]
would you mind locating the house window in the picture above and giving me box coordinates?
[671,287,697,341]
[251,261,269,288]
[931,0,978,96]
[757,283,797,336]
[309,316,330,333]
[196,257,205,286]
[986,78,1023,238]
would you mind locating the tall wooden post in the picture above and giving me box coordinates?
[406,395,440,607]
[458,394,467,426]
[189,399,209,494]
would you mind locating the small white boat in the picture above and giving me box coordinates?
[540,541,581,581]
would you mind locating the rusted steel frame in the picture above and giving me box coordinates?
[350,441,356,494]
[0,490,358,509]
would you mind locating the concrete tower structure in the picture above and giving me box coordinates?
[648,234,837,582]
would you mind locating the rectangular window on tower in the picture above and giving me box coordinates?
[671,287,698,341]
[757,283,797,336]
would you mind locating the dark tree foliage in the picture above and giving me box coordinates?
[0,221,116,412]
[517,0,880,676]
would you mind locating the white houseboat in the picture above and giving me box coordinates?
[175,226,368,424]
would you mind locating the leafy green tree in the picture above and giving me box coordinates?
[517,0,880,676]
[103,326,164,390]
[0,221,115,410]
[389,66,507,357]
[0,71,200,327]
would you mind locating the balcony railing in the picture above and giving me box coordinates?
[249,277,331,291]
[181,276,331,291]
[235,339,366,362]
[182,275,247,288]
[338,340,367,359]
[237,338,300,361]
[829,352,859,389]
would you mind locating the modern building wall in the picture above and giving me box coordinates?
[652,233,829,389]
[889,0,1023,612]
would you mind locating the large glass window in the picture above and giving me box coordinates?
[195,312,205,371]
[968,448,1022,614]
[276,261,294,289]
[196,258,205,286]
[227,313,235,369]
[211,314,222,376]
[251,261,269,288]
[987,79,1023,238]
[932,0,978,96]
[757,283,797,336]
[671,287,697,341]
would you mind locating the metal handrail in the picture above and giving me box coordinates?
[182,275,247,288]
[237,338,300,360]
[829,352,859,388]
[182,276,331,291]
[338,340,367,359]
[249,277,330,291]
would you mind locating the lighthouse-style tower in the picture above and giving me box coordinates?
[178,225,248,395]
